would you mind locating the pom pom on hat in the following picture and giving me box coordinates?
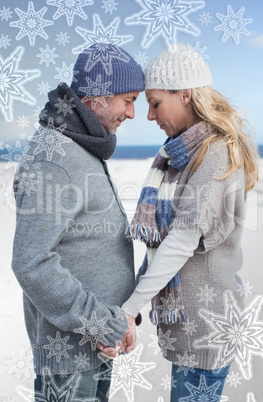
[71,43,144,97]
[144,43,212,91]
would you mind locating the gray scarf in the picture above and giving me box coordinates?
[39,83,116,160]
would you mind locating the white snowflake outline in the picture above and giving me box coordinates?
[36,45,59,67]
[7,349,35,379]
[0,46,40,122]
[9,1,54,46]
[74,311,114,351]
[194,290,263,380]
[43,331,74,363]
[72,13,133,58]
[214,5,253,45]
[95,344,156,402]
[125,0,205,50]
[47,0,94,27]
[101,0,118,15]
[31,119,71,162]
[14,171,38,196]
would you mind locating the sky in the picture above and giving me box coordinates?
[0,0,262,148]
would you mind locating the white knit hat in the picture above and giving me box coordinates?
[144,43,212,90]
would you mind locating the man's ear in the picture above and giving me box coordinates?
[181,89,192,105]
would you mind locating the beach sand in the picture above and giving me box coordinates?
[0,159,262,401]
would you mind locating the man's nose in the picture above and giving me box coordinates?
[125,103,135,119]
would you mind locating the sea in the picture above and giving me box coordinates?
[0,144,263,160]
[112,144,263,159]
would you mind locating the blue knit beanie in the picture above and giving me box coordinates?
[70,43,144,97]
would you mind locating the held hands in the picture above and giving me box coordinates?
[97,311,138,359]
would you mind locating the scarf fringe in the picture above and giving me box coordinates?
[125,223,161,246]
[149,309,187,325]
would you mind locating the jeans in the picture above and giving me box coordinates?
[170,364,230,401]
[34,361,112,402]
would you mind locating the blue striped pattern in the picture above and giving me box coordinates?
[164,136,190,170]
[156,199,174,228]
[138,186,159,205]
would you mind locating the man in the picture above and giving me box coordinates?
[11,43,144,400]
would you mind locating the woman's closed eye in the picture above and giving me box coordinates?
[153,102,159,109]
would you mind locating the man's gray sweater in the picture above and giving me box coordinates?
[11,85,135,375]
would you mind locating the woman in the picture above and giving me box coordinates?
[100,43,259,401]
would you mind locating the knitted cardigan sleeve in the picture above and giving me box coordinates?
[172,139,246,252]
[12,161,128,347]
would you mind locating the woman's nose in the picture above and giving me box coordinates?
[147,108,156,121]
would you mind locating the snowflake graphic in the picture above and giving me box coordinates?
[55,95,76,117]
[161,374,177,391]
[182,319,198,336]
[47,0,93,27]
[17,115,30,129]
[37,81,52,96]
[180,374,222,401]
[237,281,253,297]
[19,132,28,140]
[56,31,70,46]
[0,6,13,21]
[198,11,213,26]
[1,141,24,169]
[174,351,198,376]
[97,344,156,402]
[158,327,177,357]
[14,172,38,196]
[9,1,53,46]
[182,41,209,69]
[43,331,74,363]
[0,34,11,49]
[36,45,59,67]
[7,349,35,379]
[31,118,71,162]
[74,311,114,351]
[194,290,263,380]
[17,145,34,171]
[54,62,76,86]
[74,352,90,371]
[0,182,14,209]
[56,116,64,125]
[79,75,113,109]
[226,370,242,388]
[102,0,118,14]
[125,0,205,50]
[16,366,97,402]
[151,59,174,86]
[196,284,217,305]
[0,46,40,122]
[157,293,184,320]
[214,5,253,45]
[134,51,148,67]
[72,13,133,59]
[59,369,69,379]
[148,333,161,355]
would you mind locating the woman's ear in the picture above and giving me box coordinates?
[181,89,192,105]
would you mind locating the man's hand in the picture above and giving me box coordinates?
[97,311,136,359]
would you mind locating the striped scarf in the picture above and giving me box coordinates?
[126,122,209,325]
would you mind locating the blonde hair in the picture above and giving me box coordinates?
[190,86,259,191]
